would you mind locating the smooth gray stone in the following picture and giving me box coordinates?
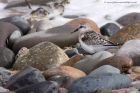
[5,66,46,91]
[0,47,15,68]
[88,65,120,76]
[0,16,30,35]
[68,73,132,93]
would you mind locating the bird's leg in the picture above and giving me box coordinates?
[25,0,32,9]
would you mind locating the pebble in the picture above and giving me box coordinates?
[13,42,69,70]
[74,51,113,73]
[43,66,86,79]
[0,67,11,86]
[0,22,20,47]
[116,40,140,66]
[117,12,140,26]
[65,48,79,57]
[100,23,120,37]
[0,16,30,35]
[96,55,133,72]
[68,73,132,93]
[88,65,120,77]
[5,66,46,91]
[0,47,15,68]
[15,81,59,93]
[110,21,140,45]
[62,54,84,66]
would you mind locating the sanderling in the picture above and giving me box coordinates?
[71,24,118,54]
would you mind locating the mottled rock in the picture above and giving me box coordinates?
[5,67,46,91]
[0,47,15,68]
[110,21,140,45]
[68,73,132,93]
[100,23,120,37]
[88,65,120,76]
[65,18,100,32]
[74,51,113,73]
[97,55,133,72]
[13,42,69,70]
[0,16,30,35]
[116,40,140,66]
[117,12,140,26]
[16,81,59,93]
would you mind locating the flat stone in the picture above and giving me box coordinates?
[68,73,132,93]
[96,55,133,73]
[88,65,120,76]
[74,51,113,73]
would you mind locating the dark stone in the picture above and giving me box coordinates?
[68,73,132,93]
[0,22,20,47]
[117,12,140,26]
[16,81,58,93]
[65,48,79,57]
[0,67,11,86]
[0,47,15,68]
[100,23,120,37]
[5,66,46,91]
[0,16,30,35]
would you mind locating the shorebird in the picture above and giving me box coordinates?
[71,24,119,54]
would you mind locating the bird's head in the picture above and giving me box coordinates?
[71,24,91,34]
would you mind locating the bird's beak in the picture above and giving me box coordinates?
[71,28,79,34]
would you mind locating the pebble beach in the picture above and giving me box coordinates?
[0,0,140,93]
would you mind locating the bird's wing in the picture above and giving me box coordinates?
[81,31,116,46]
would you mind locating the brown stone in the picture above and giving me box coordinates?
[110,21,140,45]
[95,55,133,72]
[65,18,100,32]
[58,88,68,93]
[43,66,86,79]
[62,54,84,66]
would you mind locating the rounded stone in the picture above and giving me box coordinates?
[117,12,140,26]
[88,65,120,76]
[0,16,30,35]
[116,40,140,66]
[74,51,113,73]
[13,42,69,70]
[65,48,79,58]
[100,23,120,37]
[97,55,133,72]
[0,22,20,47]
[43,66,86,79]
[15,81,59,93]
[68,73,132,93]
[0,67,11,86]
[5,66,46,91]
[65,18,100,32]
[128,66,140,74]
[110,21,140,45]
[0,47,15,68]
